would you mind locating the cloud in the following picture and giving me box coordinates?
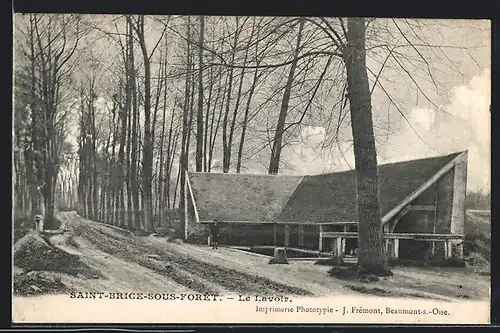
[282,125,355,175]
[382,68,491,193]
[281,126,325,175]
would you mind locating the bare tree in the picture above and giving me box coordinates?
[179,16,193,237]
[131,15,153,232]
[343,18,390,275]
[124,16,141,230]
[236,17,262,173]
[268,18,305,174]
[16,14,84,229]
[195,15,205,172]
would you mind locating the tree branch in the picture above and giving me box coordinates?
[366,66,437,153]
[207,50,341,70]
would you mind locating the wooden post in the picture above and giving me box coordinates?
[35,215,43,232]
[284,224,290,247]
[186,171,200,224]
[432,187,438,255]
[456,241,464,258]
[444,240,449,259]
[393,238,399,259]
[451,153,467,235]
[273,223,277,245]
[318,225,323,252]
[341,238,346,254]
[335,237,342,257]
[298,224,304,247]
[445,240,453,259]
[384,238,390,255]
[183,177,188,240]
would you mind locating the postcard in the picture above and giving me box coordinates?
[12,14,491,324]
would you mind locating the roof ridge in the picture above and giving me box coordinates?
[310,151,464,177]
[378,151,463,166]
[187,151,465,178]
[187,171,303,177]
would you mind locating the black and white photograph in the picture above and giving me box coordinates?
[12,14,491,324]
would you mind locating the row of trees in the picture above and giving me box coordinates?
[13,14,86,229]
[13,15,485,275]
[69,16,350,235]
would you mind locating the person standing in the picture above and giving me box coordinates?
[210,219,220,249]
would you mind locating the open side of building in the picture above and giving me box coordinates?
[182,151,468,261]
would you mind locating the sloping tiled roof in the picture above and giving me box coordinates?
[188,172,303,222]
[279,152,461,222]
[188,152,461,223]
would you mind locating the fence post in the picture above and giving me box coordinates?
[35,215,44,232]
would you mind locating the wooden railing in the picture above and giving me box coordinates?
[320,232,464,241]
[319,231,464,259]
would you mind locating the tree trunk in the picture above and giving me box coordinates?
[344,17,391,276]
[26,17,37,219]
[179,16,192,238]
[195,15,205,172]
[222,19,240,173]
[42,162,56,229]
[109,101,117,225]
[89,90,99,222]
[268,18,304,175]
[236,67,257,173]
[227,39,250,173]
[164,103,177,214]
[237,20,260,173]
[203,61,214,172]
[135,16,155,233]
[127,17,141,230]
[172,164,181,217]
[123,19,133,228]
[167,126,180,213]
[125,84,133,227]
[157,103,167,227]
[157,38,170,226]
[209,66,226,172]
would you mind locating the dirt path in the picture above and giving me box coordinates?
[14,211,490,301]
[149,239,355,296]
[44,220,192,294]
[57,212,312,297]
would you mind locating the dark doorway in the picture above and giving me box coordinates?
[399,240,431,261]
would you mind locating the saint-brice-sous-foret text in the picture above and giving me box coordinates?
[69,292,451,317]
[69,292,292,302]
